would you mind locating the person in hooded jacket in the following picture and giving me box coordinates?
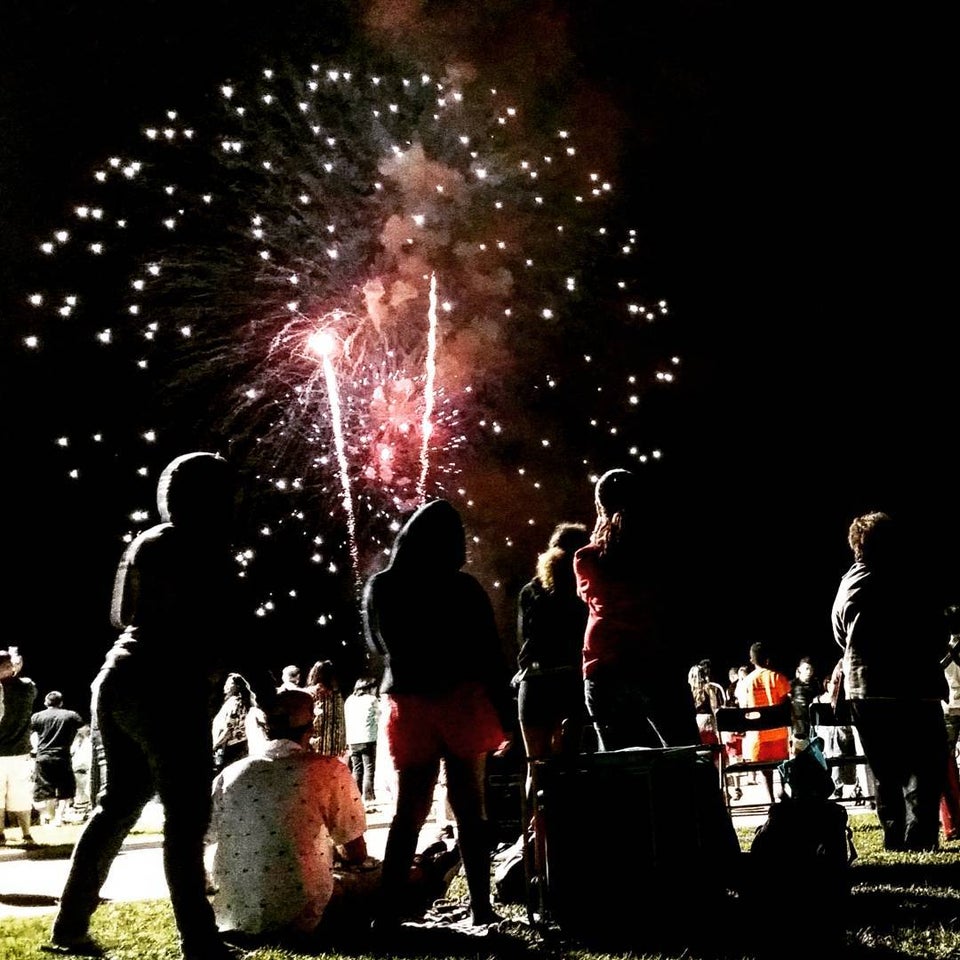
[362,499,511,928]
[47,452,244,960]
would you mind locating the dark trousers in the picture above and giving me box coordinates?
[584,669,700,751]
[349,741,377,801]
[850,698,946,851]
[52,655,220,956]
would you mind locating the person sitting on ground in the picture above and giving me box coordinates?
[206,688,372,941]
[31,691,83,827]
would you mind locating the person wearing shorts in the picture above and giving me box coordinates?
[0,648,38,846]
[362,499,512,928]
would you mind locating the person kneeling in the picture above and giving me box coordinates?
[205,689,375,942]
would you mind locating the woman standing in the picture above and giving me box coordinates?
[211,672,255,775]
[574,468,699,751]
[304,659,346,759]
[363,499,511,928]
[516,522,590,787]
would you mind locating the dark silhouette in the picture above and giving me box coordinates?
[832,511,947,851]
[362,499,511,928]
[48,452,244,960]
[515,522,590,792]
[573,468,699,750]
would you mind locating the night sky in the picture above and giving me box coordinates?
[1,2,955,714]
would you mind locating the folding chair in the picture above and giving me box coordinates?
[809,700,875,805]
[714,700,792,816]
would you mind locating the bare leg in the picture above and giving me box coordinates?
[378,761,440,923]
[14,811,34,841]
[444,753,498,925]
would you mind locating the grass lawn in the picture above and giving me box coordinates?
[2,813,959,959]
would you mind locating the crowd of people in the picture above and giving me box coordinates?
[3,452,957,959]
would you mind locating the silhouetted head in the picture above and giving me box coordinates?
[157,451,233,533]
[591,469,643,564]
[44,691,63,708]
[353,675,378,695]
[281,664,301,686]
[389,499,466,574]
[594,468,640,518]
[306,659,338,691]
[847,511,897,566]
[264,689,315,744]
[0,648,23,682]
[749,642,770,668]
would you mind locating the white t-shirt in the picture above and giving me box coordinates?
[207,739,365,934]
[343,692,380,745]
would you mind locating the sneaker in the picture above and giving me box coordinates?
[41,937,104,956]
[181,941,249,960]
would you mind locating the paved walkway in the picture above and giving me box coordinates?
[0,781,875,923]
[0,799,418,922]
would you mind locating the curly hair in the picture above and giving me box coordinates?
[847,511,894,564]
[535,522,590,593]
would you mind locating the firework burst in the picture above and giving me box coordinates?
[18,47,679,640]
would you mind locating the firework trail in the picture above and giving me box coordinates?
[16,46,680,637]
[418,271,439,502]
[308,326,361,596]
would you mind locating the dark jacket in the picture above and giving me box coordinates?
[516,577,587,676]
[110,452,235,674]
[0,677,38,757]
[832,561,947,701]
[362,500,511,723]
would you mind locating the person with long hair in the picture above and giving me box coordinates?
[574,468,699,751]
[211,673,255,775]
[362,499,511,929]
[516,522,590,793]
[304,659,347,759]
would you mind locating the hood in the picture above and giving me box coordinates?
[388,499,466,575]
[156,451,233,531]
